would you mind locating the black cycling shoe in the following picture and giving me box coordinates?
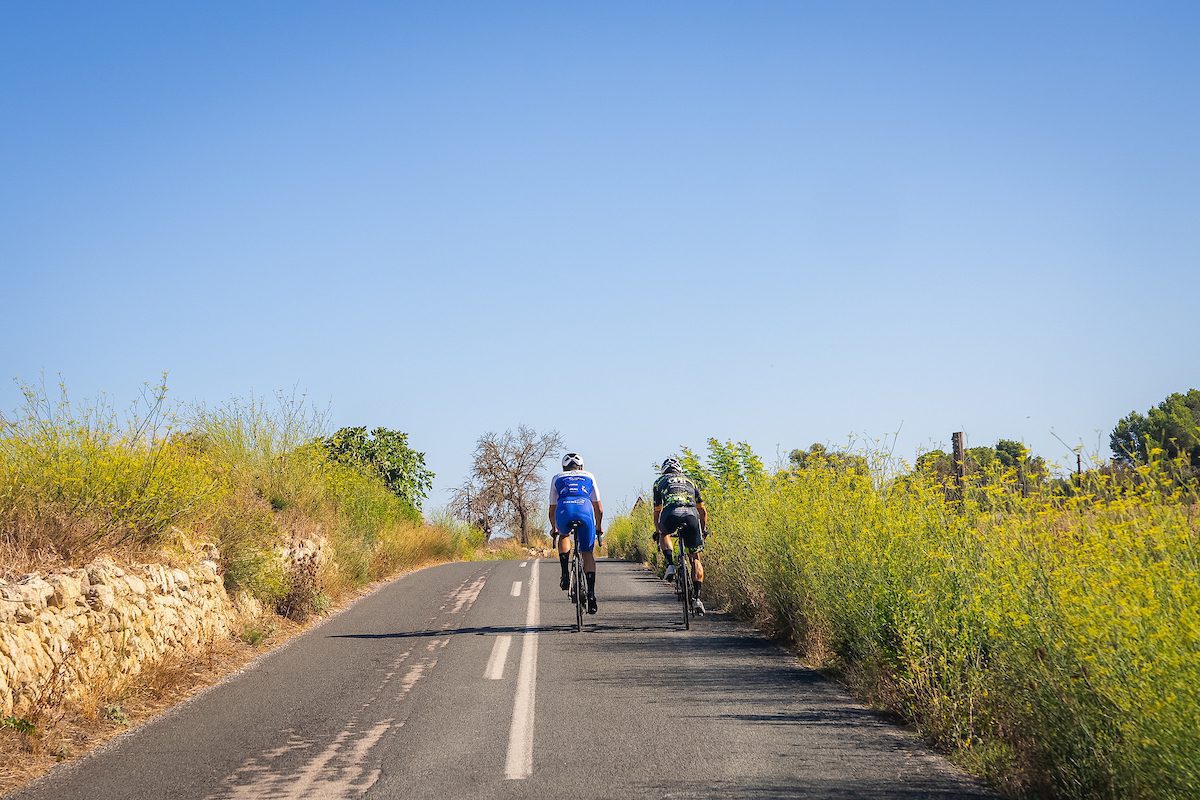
[559,574,570,591]
[587,596,598,615]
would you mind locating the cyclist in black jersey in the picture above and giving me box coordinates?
[652,457,708,615]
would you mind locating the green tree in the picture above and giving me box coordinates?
[914,449,954,481]
[321,426,434,510]
[1110,389,1200,467]
[1111,412,1149,464]
[677,438,764,488]
[913,440,1045,487]
[966,446,997,474]
[677,446,710,488]
[994,439,1024,469]
[788,443,868,475]
[994,438,1047,485]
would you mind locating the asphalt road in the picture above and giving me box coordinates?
[10,559,995,800]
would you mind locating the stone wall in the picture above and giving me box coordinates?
[0,557,233,718]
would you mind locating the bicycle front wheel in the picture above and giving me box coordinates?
[679,553,691,630]
[574,557,585,631]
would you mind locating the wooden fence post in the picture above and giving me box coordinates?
[951,431,966,501]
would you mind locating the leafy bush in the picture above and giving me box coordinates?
[320,426,433,511]
[237,620,277,647]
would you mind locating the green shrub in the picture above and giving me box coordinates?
[1,716,36,735]
[237,620,277,647]
[606,504,657,568]
[320,426,434,510]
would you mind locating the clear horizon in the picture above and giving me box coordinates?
[3,2,1197,514]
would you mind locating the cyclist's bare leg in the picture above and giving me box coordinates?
[659,534,675,569]
[582,550,598,601]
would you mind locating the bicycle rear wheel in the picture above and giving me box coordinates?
[573,552,585,631]
[678,542,691,630]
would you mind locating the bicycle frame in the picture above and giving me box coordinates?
[567,521,586,632]
[674,531,693,630]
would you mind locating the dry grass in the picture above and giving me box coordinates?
[1,385,475,610]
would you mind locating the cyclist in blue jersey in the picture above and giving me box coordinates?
[548,452,604,614]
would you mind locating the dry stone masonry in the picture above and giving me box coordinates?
[0,557,233,718]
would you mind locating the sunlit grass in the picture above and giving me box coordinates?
[0,381,475,615]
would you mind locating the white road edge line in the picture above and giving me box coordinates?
[504,559,539,779]
[484,635,513,680]
[511,581,522,597]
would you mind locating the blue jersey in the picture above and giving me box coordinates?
[549,469,601,552]
[548,470,601,509]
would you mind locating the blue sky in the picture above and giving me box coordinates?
[2,1,1198,513]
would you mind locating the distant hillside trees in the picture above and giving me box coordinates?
[914,439,1046,486]
[788,443,868,475]
[1110,389,1200,468]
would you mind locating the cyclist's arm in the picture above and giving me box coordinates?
[589,475,604,533]
[548,504,557,534]
[697,500,708,530]
[652,504,663,535]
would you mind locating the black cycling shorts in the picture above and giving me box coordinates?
[659,507,704,553]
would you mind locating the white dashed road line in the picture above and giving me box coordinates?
[504,560,540,779]
[484,635,513,680]
[511,581,522,597]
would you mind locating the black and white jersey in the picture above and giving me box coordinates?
[652,473,702,510]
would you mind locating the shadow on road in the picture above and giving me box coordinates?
[328,617,680,639]
[328,624,570,639]
[632,777,993,799]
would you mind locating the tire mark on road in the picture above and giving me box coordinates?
[206,580,467,799]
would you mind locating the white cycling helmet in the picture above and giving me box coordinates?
[661,457,682,474]
[562,452,584,470]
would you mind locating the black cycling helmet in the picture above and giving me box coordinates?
[562,452,584,470]
[661,457,682,474]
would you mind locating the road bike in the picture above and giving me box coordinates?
[563,520,587,632]
[671,525,694,630]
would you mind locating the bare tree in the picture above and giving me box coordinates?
[450,426,563,545]
[446,476,494,540]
